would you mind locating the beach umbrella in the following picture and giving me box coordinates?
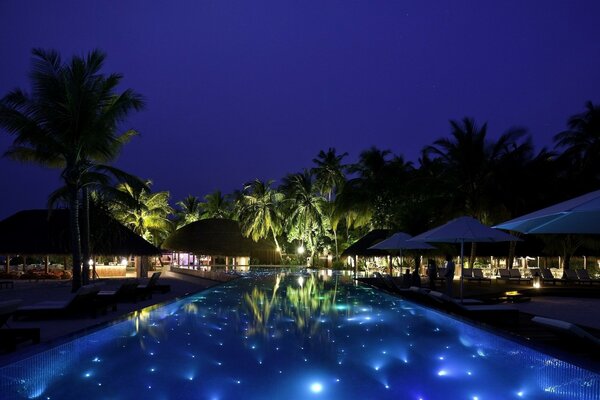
[493,189,600,234]
[368,232,435,275]
[409,216,520,301]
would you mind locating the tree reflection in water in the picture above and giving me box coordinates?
[243,273,338,341]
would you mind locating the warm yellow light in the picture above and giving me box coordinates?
[297,245,305,255]
[533,282,541,289]
[505,291,520,296]
[120,258,128,266]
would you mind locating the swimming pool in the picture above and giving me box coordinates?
[1,273,599,399]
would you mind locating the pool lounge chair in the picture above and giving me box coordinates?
[497,268,511,281]
[98,281,145,303]
[563,269,583,284]
[0,299,40,352]
[509,269,532,285]
[532,316,600,347]
[13,283,105,320]
[136,272,171,298]
[466,268,492,285]
[575,269,600,285]
[427,290,519,326]
[540,268,562,285]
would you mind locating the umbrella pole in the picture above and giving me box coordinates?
[460,240,464,303]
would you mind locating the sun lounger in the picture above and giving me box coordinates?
[0,299,40,352]
[563,269,583,284]
[427,290,519,326]
[575,269,600,285]
[532,316,600,347]
[98,281,144,303]
[540,268,563,285]
[13,283,105,320]
[509,269,532,285]
[497,268,511,281]
[466,268,492,285]
[136,272,171,298]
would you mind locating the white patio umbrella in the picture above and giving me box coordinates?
[368,232,435,275]
[493,189,600,234]
[409,216,520,301]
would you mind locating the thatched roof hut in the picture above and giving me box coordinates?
[162,218,279,264]
[0,209,159,256]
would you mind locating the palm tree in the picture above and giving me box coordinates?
[553,101,600,194]
[237,179,284,252]
[175,195,202,228]
[111,180,174,246]
[0,49,143,291]
[200,190,231,219]
[340,147,413,230]
[423,118,530,223]
[311,148,348,202]
[423,118,532,266]
[280,170,326,264]
[311,148,348,259]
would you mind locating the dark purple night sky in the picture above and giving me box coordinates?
[1,1,599,219]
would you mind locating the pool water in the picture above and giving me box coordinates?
[1,273,599,399]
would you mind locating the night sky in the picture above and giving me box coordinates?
[1,1,599,219]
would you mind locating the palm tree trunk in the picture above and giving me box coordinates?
[81,186,91,285]
[507,240,517,270]
[69,185,83,292]
[469,242,477,269]
[333,229,339,260]
[271,230,282,262]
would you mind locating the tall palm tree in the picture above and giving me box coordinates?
[175,195,202,228]
[0,48,144,291]
[553,101,600,194]
[200,190,231,219]
[424,118,532,266]
[423,118,530,223]
[311,148,348,259]
[280,170,326,263]
[311,148,348,202]
[111,180,174,246]
[237,179,284,252]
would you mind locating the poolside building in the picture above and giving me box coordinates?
[162,218,279,271]
[0,209,160,278]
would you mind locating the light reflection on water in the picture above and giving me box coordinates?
[0,273,599,400]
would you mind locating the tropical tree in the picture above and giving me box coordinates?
[280,170,326,263]
[200,190,231,219]
[553,101,600,194]
[237,179,284,252]
[340,147,413,230]
[175,195,202,228]
[0,48,144,291]
[311,148,348,201]
[311,148,348,258]
[423,118,530,224]
[423,118,533,266]
[111,180,173,246]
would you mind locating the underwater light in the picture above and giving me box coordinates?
[310,382,323,393]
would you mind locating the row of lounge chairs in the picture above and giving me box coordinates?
[0,272,170,352]
[373,272,519,326]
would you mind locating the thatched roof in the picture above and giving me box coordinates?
[162,218,278,263]
[0,209,160,256]
[341,229,393,257]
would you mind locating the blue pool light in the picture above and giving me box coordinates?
[310,382,323,393]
